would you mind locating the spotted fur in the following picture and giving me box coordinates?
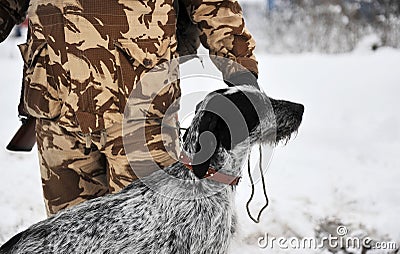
[0,86,303,254]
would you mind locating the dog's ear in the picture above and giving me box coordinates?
[192,111,221,179]
[191,91,253,179]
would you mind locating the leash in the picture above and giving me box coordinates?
[246,144,269,223]
[127,111,269,220]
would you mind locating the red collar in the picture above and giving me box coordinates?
[179,152,241,186]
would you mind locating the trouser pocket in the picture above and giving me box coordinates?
[114,37,181,117]
[18,39,61,119]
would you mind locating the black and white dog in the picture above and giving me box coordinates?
[0,85,303,254]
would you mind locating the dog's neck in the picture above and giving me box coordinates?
[211,142,249,176]
[179,153,241,186]
[182,138,251,182]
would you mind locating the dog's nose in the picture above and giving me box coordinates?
[293,103,304,116]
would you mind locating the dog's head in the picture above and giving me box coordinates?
[183,85,304,179]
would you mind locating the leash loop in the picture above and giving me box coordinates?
[246,144,269,223]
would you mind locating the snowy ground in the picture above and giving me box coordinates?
[0,33,399,253]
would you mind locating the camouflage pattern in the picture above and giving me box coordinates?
[36,118,109,215]
[23,0,257,130]
[36,117,179,215]
[190,0,258,77]
[19,38,62,119]
[22,0,257,214]
[24,0,177,133]
[0,0,29,42]
[175,0,258,74]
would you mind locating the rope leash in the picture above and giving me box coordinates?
[128,112,270,222]
[246,144,269,223]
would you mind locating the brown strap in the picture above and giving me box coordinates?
[179,152,241,186]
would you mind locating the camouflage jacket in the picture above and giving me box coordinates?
[7,0,258,134]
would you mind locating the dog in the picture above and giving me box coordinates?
[0,85,303,254]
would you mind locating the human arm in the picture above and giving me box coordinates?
[189,0,259,87]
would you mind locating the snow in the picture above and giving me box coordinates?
[231,48,400,253]
[1,33,399,253]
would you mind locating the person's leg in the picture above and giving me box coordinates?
[101,115,180,193]
[95,122,137,193]
[36,119,109,215]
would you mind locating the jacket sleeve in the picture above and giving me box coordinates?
[189,0,258,78]
[0,0,29,42]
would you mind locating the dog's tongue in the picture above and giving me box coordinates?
[245,144,274,223]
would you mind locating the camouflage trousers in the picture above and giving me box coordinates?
[36,115,180,215]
